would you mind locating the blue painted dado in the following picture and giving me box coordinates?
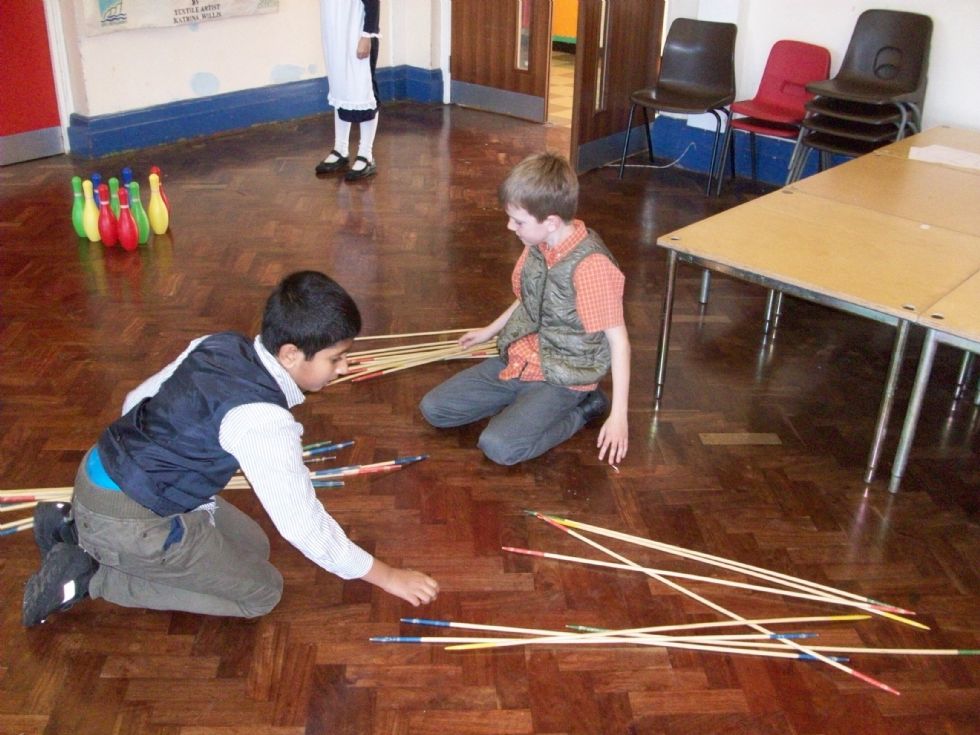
[68,65,443,158]
[643,115,832,186]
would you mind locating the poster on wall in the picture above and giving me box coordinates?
[82,0,279,35]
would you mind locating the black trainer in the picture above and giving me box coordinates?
[315,150,349,174]
[22,542,98,627]
[33,501,78,559]
[578,390,610,423]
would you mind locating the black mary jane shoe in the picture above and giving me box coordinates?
[315,150,349,175]
[344,156,377,182]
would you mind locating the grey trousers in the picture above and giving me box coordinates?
[72,453,283,618]
[419,357,590,465]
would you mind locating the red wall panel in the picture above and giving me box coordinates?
[0,0,61,136]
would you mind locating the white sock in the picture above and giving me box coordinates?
[353,114,379,168]
[331,111,352,159]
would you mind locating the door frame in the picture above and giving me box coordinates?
[42,0,73,151]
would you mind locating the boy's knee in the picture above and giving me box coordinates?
[419,392,454,428]
[239,568,283,618]
[478,428,526,466]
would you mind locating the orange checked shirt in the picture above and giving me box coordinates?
[499,220,625,391]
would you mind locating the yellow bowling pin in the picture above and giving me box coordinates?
[147,173,169,235]
[82,179,101,242]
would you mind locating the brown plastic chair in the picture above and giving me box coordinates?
[718,40,830,184]
[617,18,737,196]
[786,9,932,183]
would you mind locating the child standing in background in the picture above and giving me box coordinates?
[316,0,381,182]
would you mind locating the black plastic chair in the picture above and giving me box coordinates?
[786,9,932,183]
[617,18,737,196]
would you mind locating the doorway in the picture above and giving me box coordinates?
[547,0,578,127]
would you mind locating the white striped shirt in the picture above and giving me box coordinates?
[120,334,374,580]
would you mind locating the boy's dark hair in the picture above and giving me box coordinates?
[261,271,361,358]
[498,151,579,223]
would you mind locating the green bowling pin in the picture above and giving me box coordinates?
[108,177,121,218]
[70,176,86,237]
[128,181,151,244]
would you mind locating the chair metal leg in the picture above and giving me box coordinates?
[894,103,909,140]
[786,128,809,184]
[906,102,923,134]
[729,130,737,179]
[706,109,723,196]
[716,113,737,193]
[642,108,655,163]
[617,103,638,178]
[711,109,731,197]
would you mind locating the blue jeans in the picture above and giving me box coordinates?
[419,357,590,465]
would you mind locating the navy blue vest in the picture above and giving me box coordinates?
[98,332,288,516]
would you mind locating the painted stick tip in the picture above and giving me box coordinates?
[401,617,448,627]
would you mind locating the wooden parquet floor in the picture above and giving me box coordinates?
[0,103,977,735]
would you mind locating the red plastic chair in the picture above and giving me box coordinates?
[719,40,830,183]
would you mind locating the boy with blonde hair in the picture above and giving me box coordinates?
[420,152,630,465]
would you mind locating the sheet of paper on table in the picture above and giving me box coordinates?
[909,144,980,171]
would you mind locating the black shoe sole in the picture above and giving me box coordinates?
[22,542,96,627]
[344,164,377,181]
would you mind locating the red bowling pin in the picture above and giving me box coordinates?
[97,183,119,247]
[117,187,139,251]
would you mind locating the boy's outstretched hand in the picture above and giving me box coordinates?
[459,327,497,350]
[362,559,440,607]
[597,412,628,465]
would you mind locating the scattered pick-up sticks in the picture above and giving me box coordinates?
[2,440,428,534]
[331,328,498,384]
[371,513,979,696]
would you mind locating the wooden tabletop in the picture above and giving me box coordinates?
[657,188,980,321]
[873,125,980,163]
[788,152,980,237]
[921,269,980,343]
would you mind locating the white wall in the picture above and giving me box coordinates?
[671,0,980,130]
[53,0,438,117]
[51,1,978,131]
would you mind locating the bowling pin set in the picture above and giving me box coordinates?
[70,166,171,251]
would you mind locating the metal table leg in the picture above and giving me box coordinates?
[864,320,910,483]
[888,329,938,493]
[655,250,679,402]
[698,269,711,305]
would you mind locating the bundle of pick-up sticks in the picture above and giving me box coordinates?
[0,440,426,537]
[331,328,497,384]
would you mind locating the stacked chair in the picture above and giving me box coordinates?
[786,9,933,183]
[764,10,933,332]
[617,18,737,196]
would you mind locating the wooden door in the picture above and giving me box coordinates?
[0,0,64,165]
[570,0,665,172]
[450,0,552,122]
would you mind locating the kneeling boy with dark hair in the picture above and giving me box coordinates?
[24,271,438,626]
